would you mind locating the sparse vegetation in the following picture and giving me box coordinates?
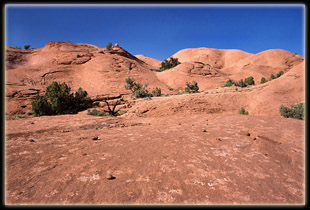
[87,109,103,116]
[239,107,249,115]
[160,57,181,70]
[222,79,233,87]
[233,76,255,88]
[261,77,268,84]
[103,98,122,116]
[152,87,162,97]
[125,77,152,98]
[106,42,113,50]
[270,70,284,80]
[237,79,247,88]
[223,76,255,88]
[31,81,91,116]
[185,81,199,93]
[279,102,304,120]
[244,76,255,86]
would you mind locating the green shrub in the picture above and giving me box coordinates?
[270,71,284,80]
[185,81,199,93]
[152,87,162,97]
[134,86,151,98]
[31,81,91,116]
[87,109,103,116]
[125,77,137,94]
[160,57,181,70]
[125,77,151,98]
[31,95,53,116]
[222,79,233,87]
[106,42,112,50]
[238,79,247,87]
[277,70,284,77]
[279,102,304,120]
[261,77,268,84]
[244,76,255,86]
[239,107,249,115]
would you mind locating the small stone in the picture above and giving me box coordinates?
[30,122,35,124]
[203,129,207,132]
[246,133,251,136]
[92,137,99,141]
[217,138,222,141]
[105,170,115,180]
[29,139,35,142]
[253,137,257,140]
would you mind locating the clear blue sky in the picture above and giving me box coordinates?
[5,4,305,61]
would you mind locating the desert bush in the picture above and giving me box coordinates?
[125,77,151,98]
[106,42,112,50]
[152,87,162,97]
[125,77,137,94]
[239,107,249,115]
[270,70,284,80]
[31,95,53,116]
[261,77,268,84]
[222,79,233,87]
[279,102,304,120]
[31,81,91,116]
[244,76,255,86]
[232,76,255,88]
[134,86,151,98]
[185,81,199,93]
[277,70,284,77]
[237,79,247,87]
[160,57,181,70]
[87,109,103,116]
[24,45,31,50]
[103,98,122,116]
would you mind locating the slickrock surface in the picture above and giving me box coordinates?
[5,41,305,204]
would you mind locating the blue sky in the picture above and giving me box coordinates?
[5,4,305,61]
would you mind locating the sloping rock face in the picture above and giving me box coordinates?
[134,54,162,69]
[5,42,171,115]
